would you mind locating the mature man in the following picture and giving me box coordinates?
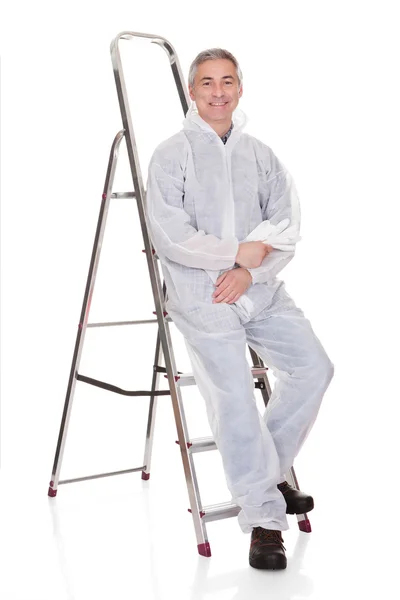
[145,48,334,570]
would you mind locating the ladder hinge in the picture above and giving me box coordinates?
[175,440,192,449]
[188,508,205,518]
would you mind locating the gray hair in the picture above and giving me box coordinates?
[188,48,243,87]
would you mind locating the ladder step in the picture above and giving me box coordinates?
[110,192,136,199]
[170,367,268,387]
[201,501,240,523]
[189,436,217,453]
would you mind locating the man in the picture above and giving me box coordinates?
[145,48,334,570]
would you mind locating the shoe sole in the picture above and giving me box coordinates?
[249,556,287,570]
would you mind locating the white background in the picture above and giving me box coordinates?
[1,1,400,599]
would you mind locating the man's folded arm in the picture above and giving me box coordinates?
[146,156,239,271]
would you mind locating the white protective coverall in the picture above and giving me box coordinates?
[145,104,334,532]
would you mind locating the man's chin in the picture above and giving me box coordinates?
[202,112,234,123]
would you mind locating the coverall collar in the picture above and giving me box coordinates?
[183,102,248,139]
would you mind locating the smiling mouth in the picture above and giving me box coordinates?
[209,102,228,106]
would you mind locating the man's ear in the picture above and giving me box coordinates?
[238,85,243,99]
[188,85,195,101]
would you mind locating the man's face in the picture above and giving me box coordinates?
[189,59,243,126]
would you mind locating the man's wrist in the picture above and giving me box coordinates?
[243,268,254,283]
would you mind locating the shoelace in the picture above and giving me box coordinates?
[251,528,286,550]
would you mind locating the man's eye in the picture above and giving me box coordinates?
[225,81,233,85]
[203,82,210,86]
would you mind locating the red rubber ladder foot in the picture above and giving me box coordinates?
[48,481,57,497]
[141,471,150,481]
[298,517,312,533]
[198,542,212,557]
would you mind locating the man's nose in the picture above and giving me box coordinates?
[212,82,225,97]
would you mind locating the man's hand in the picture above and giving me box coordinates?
[212,268,252,304]
[235,241,273,269]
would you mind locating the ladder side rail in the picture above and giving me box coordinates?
[111,36,210,551]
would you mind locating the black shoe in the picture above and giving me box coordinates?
[249,527,287,570]
[278,481,314,514]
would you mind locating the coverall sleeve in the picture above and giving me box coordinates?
[145,149,239,271]
[247,151,301,285]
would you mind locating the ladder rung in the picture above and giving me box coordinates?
[87,319,158,328]
[189,436,217,454]
[172,367,268,387]
[110,192,136,198]
[201,501,240,523]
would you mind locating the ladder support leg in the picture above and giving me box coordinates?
[48,131,125,496]
[141,324,165,479]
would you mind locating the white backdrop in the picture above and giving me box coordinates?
[1,1,400,595]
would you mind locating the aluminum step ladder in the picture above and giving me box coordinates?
[47,30,312,557]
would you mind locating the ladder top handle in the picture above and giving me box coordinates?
[110,30,191,118]
[110,31,178,66]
